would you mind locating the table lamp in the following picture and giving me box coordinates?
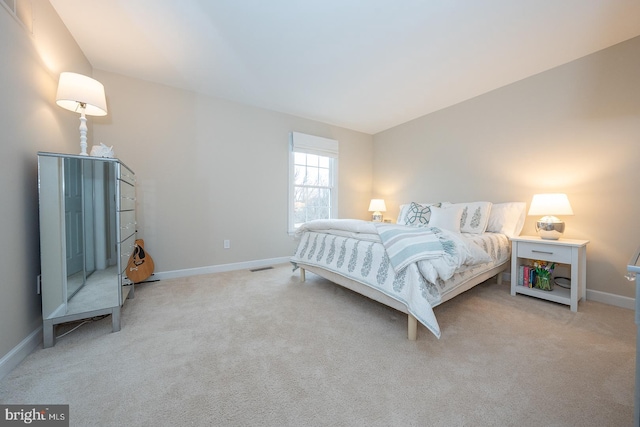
[56,72,108,156]
[368,199,386,222]
[528,193,574,240]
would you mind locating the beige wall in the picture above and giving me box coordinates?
[0,2,92,363]
[373,36,640,299]
[92,71,373,272]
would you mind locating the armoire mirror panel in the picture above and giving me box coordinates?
[38,152,136,348]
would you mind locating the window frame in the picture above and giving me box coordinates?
[288,132,338,234]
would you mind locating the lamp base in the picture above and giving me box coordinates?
[535,215,565,240]
[371,211,383,222]
[78,108,88,156]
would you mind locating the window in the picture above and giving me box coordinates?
[289,132,338,233]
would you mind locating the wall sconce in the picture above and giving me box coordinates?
[528,193,574,240]
[368,199,386,222]
[56,72,108,156]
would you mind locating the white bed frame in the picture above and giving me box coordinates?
[297,261,508,340]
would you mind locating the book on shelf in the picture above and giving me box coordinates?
[518,264,538,288]
[530,268,537,287]
[518,265,524,286]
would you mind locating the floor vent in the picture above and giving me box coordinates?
[250,266,273,272]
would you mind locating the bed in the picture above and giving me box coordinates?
[290,201,526,340]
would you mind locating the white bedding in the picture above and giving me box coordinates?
[436,232,510,301]
[291,219,507,338]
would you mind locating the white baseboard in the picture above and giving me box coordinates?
[151,256,292,281]
[501,272,634,310]
[0,327,42,380]
[587,289,635,310]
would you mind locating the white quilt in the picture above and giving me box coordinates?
[292,219,492,338]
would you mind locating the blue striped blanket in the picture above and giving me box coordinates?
[373,223,452,272]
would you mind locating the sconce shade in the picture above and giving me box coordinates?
[528,193,574,216]
[368,199,387,212]
[56,72,107,116]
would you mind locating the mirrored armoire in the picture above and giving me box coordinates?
[37,152,136,348]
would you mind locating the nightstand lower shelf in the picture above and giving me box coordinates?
[513,284,571,306]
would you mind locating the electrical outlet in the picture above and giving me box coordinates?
[223,239,230,249]
[36,274,41,295]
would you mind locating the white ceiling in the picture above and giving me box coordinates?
[49,0,640,134]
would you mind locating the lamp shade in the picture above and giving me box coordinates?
[368,199,387,212]
[528,193,573,216]
[56,72,108,116]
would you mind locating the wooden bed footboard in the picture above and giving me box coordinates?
[296,262,508,341]
[299,265,420,340]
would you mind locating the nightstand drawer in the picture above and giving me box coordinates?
[517,242,572,263]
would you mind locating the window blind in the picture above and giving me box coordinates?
[290,132,338,158]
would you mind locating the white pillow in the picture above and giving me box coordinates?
[428,205,463,232]
[486,202,527,237]
[449,202,492,234]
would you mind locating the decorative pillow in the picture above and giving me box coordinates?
[404,202,432,226]
[428,205,463,232]
[450,202,492,234]
[486,202,527,237]
[397,202,440,225]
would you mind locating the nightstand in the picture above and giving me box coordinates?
[510,235,589,312]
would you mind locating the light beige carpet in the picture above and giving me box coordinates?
[0,264,635,426]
